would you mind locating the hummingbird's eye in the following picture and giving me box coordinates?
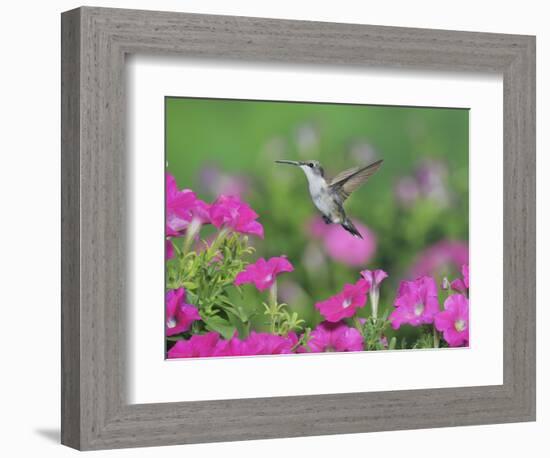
[308,162,314,168]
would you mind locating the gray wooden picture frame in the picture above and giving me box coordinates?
[61,6,536,451]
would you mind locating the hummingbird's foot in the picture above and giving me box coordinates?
[322,214,332,225]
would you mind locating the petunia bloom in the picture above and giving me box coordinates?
[389,276,440,329]
[415,159,450,205]
[349,141,377,163]
[451,264,470,294]
[394,176,420,207]
[167,332,219,358]
[165,288,201,336]
[361,269,388,290]
[200,166,250,198]
[463,264,470,288]
[211,333,250,357]
[209,194,264,238]
[360,269,388,320]
[394,159,450,208]
[305,321,364,352]
[308,216,377,267]
[315,278,370,322]
[168,331,300,359]
[166,173,210,236]
[234,257,294,291]
[410,240,469,279]
[435,294,469,347]
[278,280,306,305]
[242,332,298,355]
[166,239,175,260]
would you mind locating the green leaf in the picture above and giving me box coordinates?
[166,335,187,341]
[201,315,237,340]
[182,281,199,290]
[226,311,250,339]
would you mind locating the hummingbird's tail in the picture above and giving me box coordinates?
[341,219,363,239]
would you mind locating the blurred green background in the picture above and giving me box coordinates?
[166,97,469,341]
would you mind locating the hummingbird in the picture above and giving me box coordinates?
[275,159,383,239]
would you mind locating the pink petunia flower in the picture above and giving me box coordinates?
[278,280,306,305]
[349,141,377,164]
[234,257,294,291]
[463,264,470,288]
[167,332,219,358]
[212,332,298,357]
[360,269,388,320]
[165,288,201,336]
[166,239,175,260]
[415,159,449,205]
[410,240,469,278]
[389,276,440,329]
[315,278,370,322]
[168,331,300,359]
[308,216,329,238]
[394,159,450,208]
[166,173,210,236]
[307,216,377,267]
[360,269,388,290]
[211,333,250,357]
[242,332,298,355]
[435,294,469,347]
[209,194,264,238]
[328,221,376,266]
[200,166,250,198]
[305,321,364,352]
[451,264,470,294]
[394,176,420,207]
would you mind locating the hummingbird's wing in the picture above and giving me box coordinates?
[329,159,383,201]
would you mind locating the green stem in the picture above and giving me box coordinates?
[170,238,182,258]
[433,325,440,348]
[352,316,364,336]
[182,219,203,255]
[268,281,278,334]
[370,289,379,322]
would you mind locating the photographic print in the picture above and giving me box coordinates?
[165,98,469,359]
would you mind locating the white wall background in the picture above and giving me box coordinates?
[0,0,546,456]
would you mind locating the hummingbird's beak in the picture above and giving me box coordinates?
[275,160,302,166]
